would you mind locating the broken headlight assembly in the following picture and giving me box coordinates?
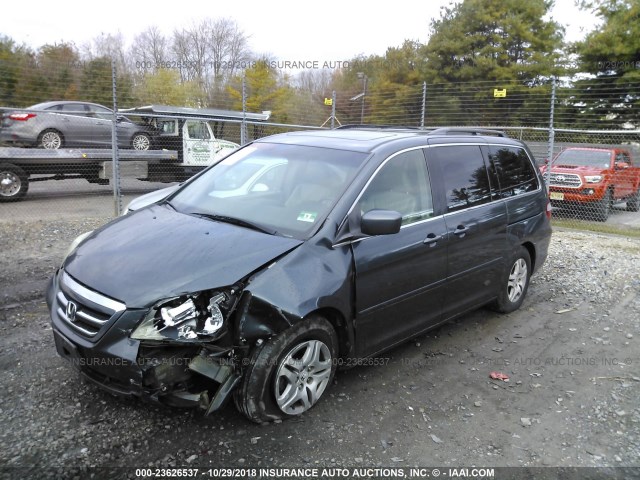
[131,287,240,342]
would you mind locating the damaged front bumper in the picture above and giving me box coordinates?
[46,271,241,414]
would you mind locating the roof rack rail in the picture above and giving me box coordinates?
[336,124,424,131]
[428,127,508,138]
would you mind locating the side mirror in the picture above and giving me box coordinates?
[116,115,125,123]
[251,183,269,193]
[615,162,630,170]
[361,209,402,236]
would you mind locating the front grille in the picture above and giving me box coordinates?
[56,271,126,339]
[549,173,582,188]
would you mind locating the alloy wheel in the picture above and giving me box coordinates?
[274,339,332,415]
[507,258,528,303]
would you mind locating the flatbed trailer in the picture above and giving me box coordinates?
[0,147,178,202]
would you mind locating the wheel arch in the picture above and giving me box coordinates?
[521,241,536,272]
[234,293,355,359]
[306,307,354,359]
[38,128,64,145]
[131,131,152,149]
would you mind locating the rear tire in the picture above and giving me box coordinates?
[491,247,531,314]
[38,129,63,149]
[626,188,639,212]
[234,316,338,423]
[131,133,151,151]
[0,163,29,202]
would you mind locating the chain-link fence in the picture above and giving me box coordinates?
[1,60,638,235]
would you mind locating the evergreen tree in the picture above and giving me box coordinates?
[568,0,640,128]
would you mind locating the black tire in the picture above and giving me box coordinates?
[38,129,63,149]
[234,316,338,423]
[593,189,612,222]
[491,246,531,314]
[131,132,151,151]
[0,163,29,202]
[626,188,639,212]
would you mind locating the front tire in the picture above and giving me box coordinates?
[491,247,531,314]
[234,316,338,423]
[0,163,29,202]
[593,189,612,222]
[38,129,63,149]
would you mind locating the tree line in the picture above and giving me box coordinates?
[0,0,637,129]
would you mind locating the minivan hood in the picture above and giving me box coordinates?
[64,204,302,308]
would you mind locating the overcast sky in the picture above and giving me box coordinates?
[1,0,597,63]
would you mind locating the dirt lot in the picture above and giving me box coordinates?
[0,215,639,479]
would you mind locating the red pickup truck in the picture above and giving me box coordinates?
[542,147,640,221]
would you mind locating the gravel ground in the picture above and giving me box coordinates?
[0,217,639,479]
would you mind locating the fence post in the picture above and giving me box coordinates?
[331,90,336,129]
[241,74,247,145]
[546,77,556,193]
[421,81,427,129]
[111,59,122,216]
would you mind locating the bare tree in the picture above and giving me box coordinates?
[294,68,334,98]
[130,26,168,71]
[170,18,251,104]
[206,18,251,85]
[172,21,209,85]
[82,32,128,73]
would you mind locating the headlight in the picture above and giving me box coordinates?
[584,175,603,183]
[131,290,236,342]
[63,231,93,265]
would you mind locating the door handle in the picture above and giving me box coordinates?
[423,233,442,246]
[453,225,468,237]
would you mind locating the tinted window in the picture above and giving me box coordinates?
[489,146,539,197]
[359,149,434,225]
[429,145,492,212]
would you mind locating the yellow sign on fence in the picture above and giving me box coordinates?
[494,88,507,98]
[324,98,333,106]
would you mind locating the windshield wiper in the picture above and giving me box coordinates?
[190,213,277,235]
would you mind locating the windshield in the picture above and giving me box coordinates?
[170,142,368,239]
[554,150,612,168]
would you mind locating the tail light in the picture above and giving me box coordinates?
[8,113,37,121]
[545,199,552,219]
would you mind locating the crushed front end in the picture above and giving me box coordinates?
[46,269,246,414]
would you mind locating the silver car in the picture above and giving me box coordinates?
[0,101,152,150]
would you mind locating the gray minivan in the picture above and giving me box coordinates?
[47,127,552,422]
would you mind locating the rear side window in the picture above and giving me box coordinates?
[489,146,539,197]
[60,104,87,116]
[429,145,492,212]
